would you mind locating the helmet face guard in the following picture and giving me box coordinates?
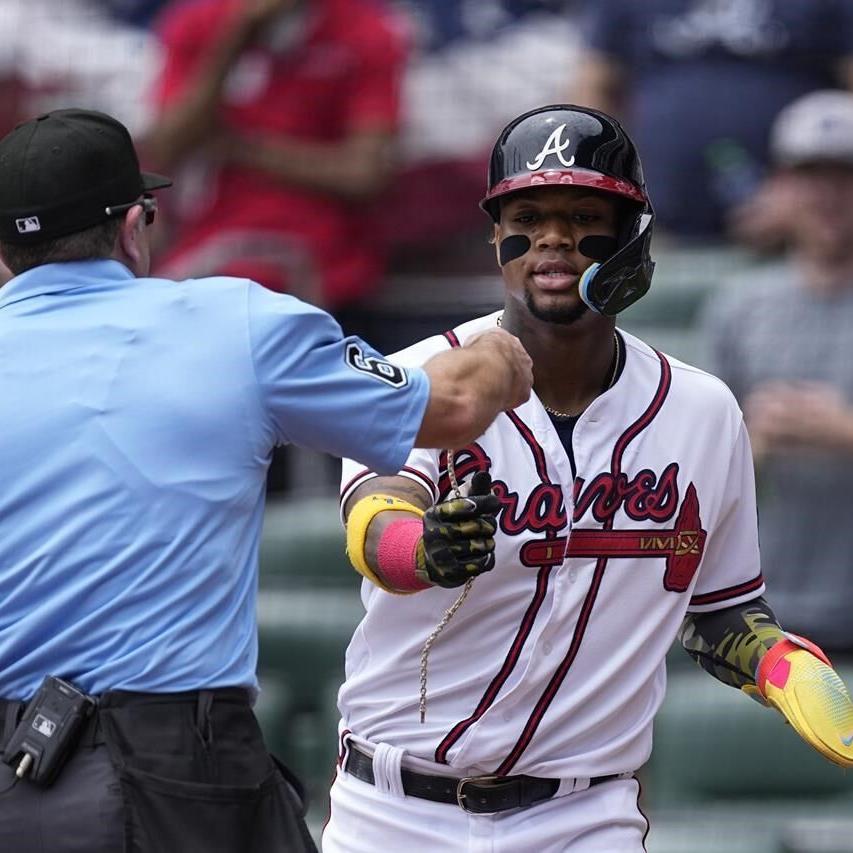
[481,104,655,315]
[578,209,655,316]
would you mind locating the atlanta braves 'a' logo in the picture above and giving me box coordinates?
[526,124,576,170]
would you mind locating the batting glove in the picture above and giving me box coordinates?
[744,636,853,768]
[415,472,500,588]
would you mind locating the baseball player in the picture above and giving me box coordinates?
[325,105,853,852]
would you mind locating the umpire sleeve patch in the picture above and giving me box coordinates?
[345,343,409,388]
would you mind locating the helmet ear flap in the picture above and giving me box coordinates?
[578,262,602,310]
[579,209,656,316]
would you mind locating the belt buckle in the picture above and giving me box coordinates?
[456,774,507,814]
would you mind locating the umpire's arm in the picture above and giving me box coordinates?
[415,329,531,449]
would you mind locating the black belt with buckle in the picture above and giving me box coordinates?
[344,743,623,814]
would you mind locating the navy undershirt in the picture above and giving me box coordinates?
[548,415,580,478]
[546,331,626,479]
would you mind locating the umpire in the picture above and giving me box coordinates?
[0,109,531,853]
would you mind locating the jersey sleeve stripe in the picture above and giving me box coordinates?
[443,330,461,348]
[339,466,437,519]
[689,574,764,607]
[340,468,377,507]
[399,466,439,502]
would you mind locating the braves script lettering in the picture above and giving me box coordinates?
[493,481,567,535]
[572,463,680,524]
[438,445,491,499]
[442,449,682,531]
[443,446,704,590]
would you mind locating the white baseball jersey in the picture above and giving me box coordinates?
[339,311,763,780]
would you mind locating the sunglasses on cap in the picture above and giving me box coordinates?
[104,194,158,226]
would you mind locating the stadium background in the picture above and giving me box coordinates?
[3,1,852,850]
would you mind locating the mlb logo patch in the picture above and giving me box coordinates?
[15,216,41,234]
[32,713,56,738]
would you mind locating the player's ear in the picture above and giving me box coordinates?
[490,223,499,263]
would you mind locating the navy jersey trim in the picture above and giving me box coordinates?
[636,777,650,852]
[689,573,764,607]
[339,465,438,508]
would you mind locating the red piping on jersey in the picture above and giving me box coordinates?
[434,564,553,763]
[495,350,672,775]
[689,573,764,606]
[443,330,461,348]
[337,729,351,767]
[609,354,671,474]
[506,409,552,483]
[435,332,558,763]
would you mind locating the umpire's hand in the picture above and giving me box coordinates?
[416,472,500,588]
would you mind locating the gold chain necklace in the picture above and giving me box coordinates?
[496,313,620,418]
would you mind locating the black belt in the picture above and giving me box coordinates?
[1,687,252,753]
[344,743,623,814]
[0,696,104,752]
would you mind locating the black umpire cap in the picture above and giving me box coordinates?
[0,108,171,244]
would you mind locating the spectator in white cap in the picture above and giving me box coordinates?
[771,89,853,169]
[703,89,853,655]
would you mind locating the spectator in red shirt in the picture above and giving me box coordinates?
[144,0,408,309]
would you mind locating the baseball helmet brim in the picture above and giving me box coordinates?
[481,167,647,218]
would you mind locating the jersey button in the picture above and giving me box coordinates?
[543,642,553,655]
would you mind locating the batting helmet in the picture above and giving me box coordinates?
[480,104,655,316]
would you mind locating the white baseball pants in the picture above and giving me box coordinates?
[322,763,647,852]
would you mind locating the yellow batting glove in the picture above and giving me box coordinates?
[752,636,853,768]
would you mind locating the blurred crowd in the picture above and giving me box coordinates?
[3,0,853,656]
[0,0,580,308]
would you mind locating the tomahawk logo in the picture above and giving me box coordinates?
[15,216,41,234]
[345,343,408,388]
[526,124,575,170]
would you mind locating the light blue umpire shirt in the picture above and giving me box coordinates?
[0,260,430,699]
